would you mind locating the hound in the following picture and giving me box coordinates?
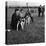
[25,15,31,24]
[17,18,25,31]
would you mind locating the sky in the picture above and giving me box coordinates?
[7,1,45,7]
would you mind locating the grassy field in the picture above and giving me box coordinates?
[6,16,45,44]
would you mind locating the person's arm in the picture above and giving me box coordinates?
[10,13,15,29]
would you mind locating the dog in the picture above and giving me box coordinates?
[25,15,31,24]
[17,18,25,31]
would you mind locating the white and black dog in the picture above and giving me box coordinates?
[17,16,31,31]
[25,15,31,24]
[17,18,25,31]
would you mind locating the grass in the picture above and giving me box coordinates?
[6,16,45,44]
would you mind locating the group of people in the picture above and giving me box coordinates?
[10,8,33,31]
[10,5,45,31]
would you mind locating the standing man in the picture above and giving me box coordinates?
[38,5,42,17]
[25,9,33,23]
[42,5,45,17]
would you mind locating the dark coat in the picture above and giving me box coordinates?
[38,7,41,13]
[11,13,20,30]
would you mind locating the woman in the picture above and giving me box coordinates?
[10,8,21,30]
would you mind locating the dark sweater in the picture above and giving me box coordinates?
[11,13,20,30]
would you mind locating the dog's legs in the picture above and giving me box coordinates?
[26,19,28,24]
[21,22,24,30]
[17,23,18,31]
[17,22,19,31]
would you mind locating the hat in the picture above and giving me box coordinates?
[15,8,19,12]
